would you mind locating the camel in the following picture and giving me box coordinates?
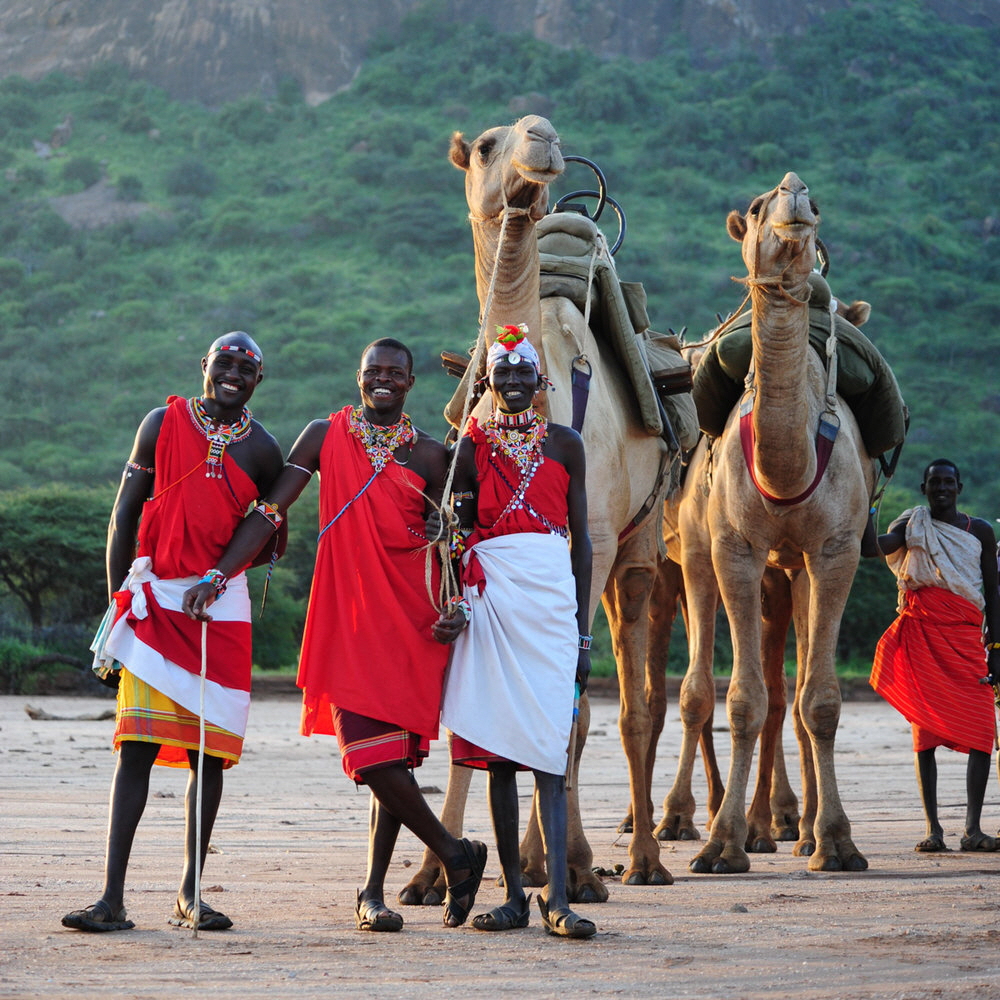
[671,171,872,875]
[633,285,876,853]
[399,115,674,904]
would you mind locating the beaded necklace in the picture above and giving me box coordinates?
[484,406,547,475]
[348,405,417,473]
[188,397,253,479]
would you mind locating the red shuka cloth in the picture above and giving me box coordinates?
[296,407,448,740]
[871,585,996,754]
[126,395,256,693]
[461,416,570,595]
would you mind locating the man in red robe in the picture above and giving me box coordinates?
[870,458,1000,853]
[63,331,283,933]
[182,338,487,933]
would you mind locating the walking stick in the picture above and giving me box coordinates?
[193,619,208,939]
[565,682,580,790]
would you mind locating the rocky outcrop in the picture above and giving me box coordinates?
[0,0,997,106]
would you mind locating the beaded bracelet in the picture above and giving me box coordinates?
[252,500,284,529]
[447,595,472,623]
[987,643,1000,651]
[449,527,472,556]
[199,568,228,598]
[578,634,593,650]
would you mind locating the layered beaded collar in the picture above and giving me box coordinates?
[484,406,547,474]
[187,396,253,478]
[348,405,417,473]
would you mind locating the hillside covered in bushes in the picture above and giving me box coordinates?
[1,0,998,676]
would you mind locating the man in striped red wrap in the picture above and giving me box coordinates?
[63,332,283,933]
[869,459,1000,853]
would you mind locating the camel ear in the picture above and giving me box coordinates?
[844,300,872,327]
[449,132,471,172]
[727,210,747,242]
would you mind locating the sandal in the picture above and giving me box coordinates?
[168,899,233,931]
[914,834,947,853]
[960,832,1000,852]
[61,899,134,933]
[442,838,487,928]
[355,891,404,932]
[471,894,531,932]
[537,895,596,939]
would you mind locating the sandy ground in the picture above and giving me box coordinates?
[3,689,1000,1000]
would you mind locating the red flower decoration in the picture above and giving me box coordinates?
[496,323,528,350]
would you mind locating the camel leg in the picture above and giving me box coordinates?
[745,567,798,852]
[690,537,767,875]
[799,550,867,872]
[659,502,719,843]
[788,572,818,857]
[620,552,682,835]
[608,523,673,886]
[396,741,474,905]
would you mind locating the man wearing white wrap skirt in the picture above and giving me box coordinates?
[435,324,596,939]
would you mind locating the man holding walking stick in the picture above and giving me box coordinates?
[62,331,283,934]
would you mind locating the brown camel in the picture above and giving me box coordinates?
[638,285,875,852]
[676,171,872,875]
[399,115,673,905]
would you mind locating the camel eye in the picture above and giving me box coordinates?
[476,137,496,164]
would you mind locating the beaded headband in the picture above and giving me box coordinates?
[209,341,264,372]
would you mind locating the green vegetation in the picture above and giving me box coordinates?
[1,0,997,685]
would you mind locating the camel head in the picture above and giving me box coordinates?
[727,172,819,293]
[449,114,564,224]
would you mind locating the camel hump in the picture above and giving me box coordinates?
[692,295,908,458]
[536,211,698,449]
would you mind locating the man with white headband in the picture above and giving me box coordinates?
[435,323,597,939]
[63,331,283,933]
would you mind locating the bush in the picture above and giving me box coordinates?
[165,159,217,197]
[0,94,40,130]
[0,258,25,292]
[0,636,45,694]
[60,156,102,190]
[116,174,144,201]
[218,98,280,143]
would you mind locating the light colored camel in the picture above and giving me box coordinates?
[399,115,673,905]
[675,171,872,874]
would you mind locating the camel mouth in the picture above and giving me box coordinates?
[772,221,815,241]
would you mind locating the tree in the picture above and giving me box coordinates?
[0,485,111,632]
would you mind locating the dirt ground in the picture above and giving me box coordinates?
[3,688,1000,1000]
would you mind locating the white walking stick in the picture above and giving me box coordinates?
[193,619,208,938]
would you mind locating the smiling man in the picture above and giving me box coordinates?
[435,324,596,939]
[869,458,1000,854]
[181,337,487,934]
[63,331,283,934]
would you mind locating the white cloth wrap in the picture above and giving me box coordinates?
[90,556,252,737]
[441,533,577,775]
[887,506,985,612]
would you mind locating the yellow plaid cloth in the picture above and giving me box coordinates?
[115,667,242,768]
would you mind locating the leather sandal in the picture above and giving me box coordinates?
[537,894,596,939]
[471,894,531,931]
[442,838,487,928]
[355,891,404,931]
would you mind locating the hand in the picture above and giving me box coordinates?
[181,581,216,621]
[431,609,468,644]
[425,510,448,543]
[575,649,591,693]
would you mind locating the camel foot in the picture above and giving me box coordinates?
[397,879,445,907]
[617,818,634,834]
[621,862,674,887]
[792,838,816,858]
[808,849,867,873]
[773,825,800,842]
[654,817,701,842]
[690,842,750,875]
[746,835,778,854]
[568,870,610,904]
[519,866,548,889]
